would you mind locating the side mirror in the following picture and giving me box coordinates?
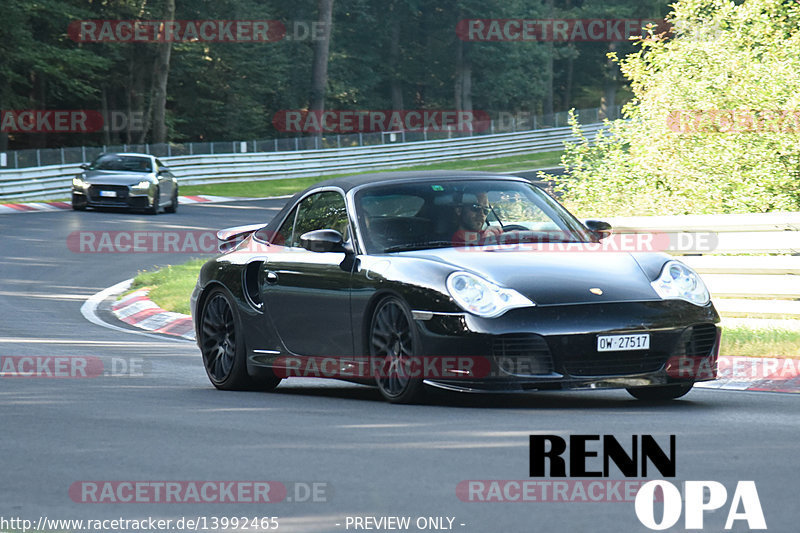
[584,219,612,240]
[300,229,350,253]
[79,163,90,170]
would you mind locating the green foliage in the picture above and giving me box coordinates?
[551,0,800,216]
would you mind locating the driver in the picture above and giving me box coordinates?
[452,191,502,246]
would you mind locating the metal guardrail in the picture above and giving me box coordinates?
[0,123,603,202]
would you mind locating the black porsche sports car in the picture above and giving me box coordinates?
[191,171,720,403]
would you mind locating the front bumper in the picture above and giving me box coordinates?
[72,185,152,210]
[411,300,720,391]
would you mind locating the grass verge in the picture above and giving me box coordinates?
[179,150,563,198]
[127,259,800,358]
[127,258,207,316]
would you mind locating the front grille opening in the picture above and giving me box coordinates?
[684,323,717,357]
[492,334,554,376]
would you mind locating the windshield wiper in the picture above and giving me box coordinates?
[383,241,455,253]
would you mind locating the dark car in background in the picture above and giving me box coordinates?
[71,153,179,214]
[191,171,720,404]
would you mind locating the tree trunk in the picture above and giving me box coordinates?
[309,0,334,135]
[600,42,618,120]
[148,0,175,144]
[542,0,554,124]
[389,9,403,111]
[128,45,148,145]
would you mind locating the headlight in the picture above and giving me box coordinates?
[446,271,534,318]
[131,180,152,191]
[72,176,88,189]
[651,260,710,306]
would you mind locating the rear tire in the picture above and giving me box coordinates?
[627,383,693,401]
[165,188,178,213]
[369,296,426,404]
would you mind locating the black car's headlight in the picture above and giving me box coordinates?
[446,271,535,318]
[651,260,710,306]
[72,176,88,189]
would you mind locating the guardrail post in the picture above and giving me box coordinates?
[14,151,18,169]
[295,137,299,151]
[337,135,341,148]
[358,133,363,146]
[274,139,278,151]
[189,143,193,155]
[146,143,150,154]
[81,146,86,162]
[60,147,65,165]
[167,144,171,157]
[210,143,214,154]
[36,150,41,166]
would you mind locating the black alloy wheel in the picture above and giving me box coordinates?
[199,288,280,391]
[369,296,425,403]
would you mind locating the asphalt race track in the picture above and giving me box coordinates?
[1,198,798,533]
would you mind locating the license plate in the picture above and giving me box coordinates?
[597,334,650,352]
[99,190,117,198]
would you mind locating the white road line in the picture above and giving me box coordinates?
[80,278,191,344]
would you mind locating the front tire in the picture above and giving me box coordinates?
[369,296,426,404]
[627,383,693,401]
[72,193,87,211]
[198,288,281,391]
[147,186,160,215]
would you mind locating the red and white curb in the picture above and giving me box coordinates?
[0,195,238,214]
[111,288,195,340]
[177,195,236,205]
[0,201,71,214]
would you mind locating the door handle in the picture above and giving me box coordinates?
[265,270,278,284]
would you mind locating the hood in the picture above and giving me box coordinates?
[82,170,154,186]
[403,247,663,306]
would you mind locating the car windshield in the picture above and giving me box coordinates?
[354,179,592,254]
[90,155,152,172]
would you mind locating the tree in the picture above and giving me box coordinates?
[551,0,800,215]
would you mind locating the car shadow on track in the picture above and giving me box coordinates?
[267,383,714,410]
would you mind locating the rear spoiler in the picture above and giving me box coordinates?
[216,223,266,252]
